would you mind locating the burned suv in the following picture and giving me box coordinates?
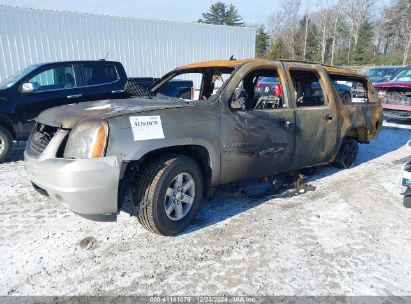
[24,59,383,235]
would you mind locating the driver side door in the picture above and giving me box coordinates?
[15,64,83,136]
[219,63,296,184]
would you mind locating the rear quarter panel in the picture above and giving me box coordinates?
[339,80,383,143]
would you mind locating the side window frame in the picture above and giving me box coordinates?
[328,73,374,104]
[285,65,331,109]
[20,64,77,93]
[151,71,205,101]
[227,63,290,112]
[78,63,121,88]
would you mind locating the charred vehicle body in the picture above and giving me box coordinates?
[24,59,383,235]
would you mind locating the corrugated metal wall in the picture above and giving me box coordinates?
[0,6,256,82]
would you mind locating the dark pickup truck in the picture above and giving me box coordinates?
[0,60,193,162]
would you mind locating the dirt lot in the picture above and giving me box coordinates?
[0,121,410,296]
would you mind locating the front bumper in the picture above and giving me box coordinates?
[383,103,411,120]
[24,152,122,216]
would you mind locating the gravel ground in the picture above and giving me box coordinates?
[0,121,410,296]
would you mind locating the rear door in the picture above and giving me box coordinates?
[15,63,83,136]
[77,62,126,101]
[283,63,339,168]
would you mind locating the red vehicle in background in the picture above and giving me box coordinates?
[374,65,411,121]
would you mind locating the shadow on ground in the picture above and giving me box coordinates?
[9,124,410,235]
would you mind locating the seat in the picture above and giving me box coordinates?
[64,73,75,88]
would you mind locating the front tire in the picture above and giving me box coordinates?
[132,154,203,236]
[335,139,359,169]
[0,126,13,163]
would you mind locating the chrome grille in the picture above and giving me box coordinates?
[27,124,58,158]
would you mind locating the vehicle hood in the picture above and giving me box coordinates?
[374,81,411,88]
[36,97,193,129]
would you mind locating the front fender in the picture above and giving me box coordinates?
[106,111,220,186]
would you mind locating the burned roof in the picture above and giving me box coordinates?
[176,58,363,76]
[176,59,268,70]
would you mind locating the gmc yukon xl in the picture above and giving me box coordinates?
[24,59,383,235]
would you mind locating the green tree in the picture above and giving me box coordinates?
[294,15,320,61]
[255,26,270,58]
[351,21,374,64]
[198,2,244,26]
[269,37,289,59]
[224,4,244,26]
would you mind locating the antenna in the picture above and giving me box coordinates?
[100,50,110,61]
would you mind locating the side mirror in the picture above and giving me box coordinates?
[20,82,38,94]
[384,75,392,81]
[231,88,247,111]
[407,140,411,151]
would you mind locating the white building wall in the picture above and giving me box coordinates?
[0,6,256,82]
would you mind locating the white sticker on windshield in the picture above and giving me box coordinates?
[129,116,165,141]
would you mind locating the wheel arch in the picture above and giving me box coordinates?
[130,144,215,197]
[0,114,15,138]
[343,126,369,143]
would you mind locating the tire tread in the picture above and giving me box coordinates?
[133,154,181,234]
[0,125,13,163]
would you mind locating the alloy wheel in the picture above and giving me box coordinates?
[164,173,196,221]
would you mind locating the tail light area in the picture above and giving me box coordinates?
[273,83,282,97]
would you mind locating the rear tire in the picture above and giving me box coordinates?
[0,125,13,163]
[132,154,203,236]
[335,139,359,169]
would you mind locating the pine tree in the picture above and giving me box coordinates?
[198,2,244,26]
[352,21,374,64]
[224,4,244,26]
[294,15,320,61]
[255,26,269,58]
[269,37,289,60]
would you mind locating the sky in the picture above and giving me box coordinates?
[0,0,391,26]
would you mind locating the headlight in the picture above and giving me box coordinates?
[64,120,108,159]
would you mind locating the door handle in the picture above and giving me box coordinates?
[67,94,82,99]
[284,120,292,128]
[324,114,333,121]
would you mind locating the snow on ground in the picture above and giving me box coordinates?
[0,121,410,296]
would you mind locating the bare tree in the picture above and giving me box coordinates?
[279,0,302,59]
[404,31,411,65]
[312,0,338,63]
[303,12,309,60]
[340,0,376,57]
[330,13,340,65]
[377,0,410,64]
